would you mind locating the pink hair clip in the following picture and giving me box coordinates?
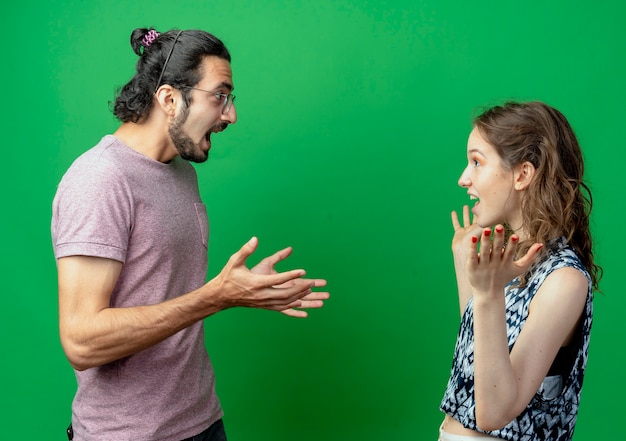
[142,30,160,48]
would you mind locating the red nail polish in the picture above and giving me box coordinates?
[471,236,478,243]
[484,229,491,237]
[496,226,504,233]
[511,236,519,242]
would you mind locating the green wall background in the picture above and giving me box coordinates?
[2,1,624,439]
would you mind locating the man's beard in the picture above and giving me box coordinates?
[168,106,228,163]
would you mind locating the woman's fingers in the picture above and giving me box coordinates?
[492,225,505,258]
[451,210,461,230]
[463,204,471,227]
[479,228,492,261]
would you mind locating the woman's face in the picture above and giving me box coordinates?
[458,128,523,230]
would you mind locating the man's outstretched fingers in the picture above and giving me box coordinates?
[228,237,259,266]
[309,278,328,288]
[265,247,293,265]
[264,269,307,287]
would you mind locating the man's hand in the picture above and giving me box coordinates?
[210,237,328,316]
[251,245,329,318]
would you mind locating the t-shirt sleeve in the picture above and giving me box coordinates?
[52,157,132,263]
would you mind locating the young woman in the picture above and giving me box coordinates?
[439,101,601,441]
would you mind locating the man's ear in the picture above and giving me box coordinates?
[514,161,536,190]
[154,85,179,117]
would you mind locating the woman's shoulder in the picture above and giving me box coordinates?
[532,237,591,289]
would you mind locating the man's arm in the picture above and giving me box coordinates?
[58,237,320,371]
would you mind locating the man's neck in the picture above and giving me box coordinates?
[114,120,177,163]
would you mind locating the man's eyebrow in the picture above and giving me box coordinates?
[217,81,233,92]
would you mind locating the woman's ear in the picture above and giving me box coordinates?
[514,161,536,190]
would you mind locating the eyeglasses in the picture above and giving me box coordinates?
[184,87,236,115]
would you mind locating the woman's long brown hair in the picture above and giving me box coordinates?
[474,101,602,290]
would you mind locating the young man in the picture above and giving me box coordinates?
[52,28,328,441]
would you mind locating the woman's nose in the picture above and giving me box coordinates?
[458,167,471,188]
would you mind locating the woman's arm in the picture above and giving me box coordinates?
[468,227,587,430]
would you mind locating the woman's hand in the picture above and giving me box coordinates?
[451,205,483,314]
[467,225,543,296]
[451,205,482,257]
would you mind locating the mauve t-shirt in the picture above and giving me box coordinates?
[52,135,222,440]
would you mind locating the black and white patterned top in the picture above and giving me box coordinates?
[440,237,593,441]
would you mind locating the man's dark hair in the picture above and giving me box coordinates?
[113,28,231,123]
